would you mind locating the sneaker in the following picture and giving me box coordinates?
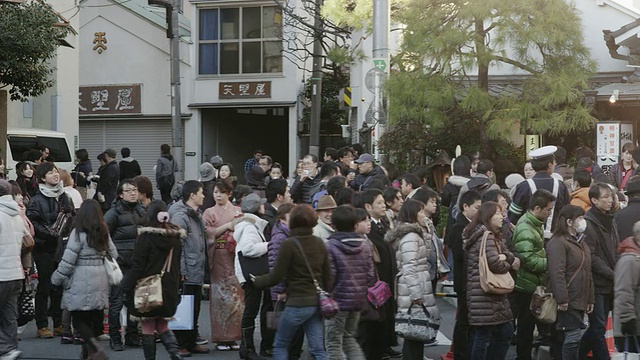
[60,334,74,344]
[96,334,110,341]
[216,344,231,351]
[110,338,124,351]
[196,335,209,345]
[37,327,54,339]
[53,326,64,336]
[0,349,22,360]
[260,349,273,357]
[73,335,84,345]
[189,345,210,354]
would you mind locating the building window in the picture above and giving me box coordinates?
[199,6,283,75]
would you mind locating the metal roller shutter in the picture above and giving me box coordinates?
[79,119,174,200]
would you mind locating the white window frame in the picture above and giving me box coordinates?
[197,3,283,76]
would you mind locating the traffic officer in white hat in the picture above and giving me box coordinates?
[508,145,570,240]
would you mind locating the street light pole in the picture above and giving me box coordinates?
[309,0,323,158]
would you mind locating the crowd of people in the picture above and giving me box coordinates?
[2,141,640,360]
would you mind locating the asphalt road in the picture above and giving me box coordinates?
[17,297,458,360]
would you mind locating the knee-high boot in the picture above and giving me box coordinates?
[142,335,157,360]
[159,330,182,360]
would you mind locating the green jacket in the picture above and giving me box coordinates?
[513,212,547,293]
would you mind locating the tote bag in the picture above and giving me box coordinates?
[478,231,514,295]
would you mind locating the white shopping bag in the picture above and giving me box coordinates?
[168,295,194,331]
[612,337,640,360]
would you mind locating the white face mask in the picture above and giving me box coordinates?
[574,219,587,234]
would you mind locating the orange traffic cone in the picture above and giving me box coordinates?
[606,312,616,356]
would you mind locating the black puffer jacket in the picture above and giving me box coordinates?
[583,207,619,295]
[27,190,74,254]
[104,198,147,267]
[464,225,516,326]
[290,175,321,205]
[122,226,183,318]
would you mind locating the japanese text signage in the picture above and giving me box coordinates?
[596,122,620,157]
[525,135,541,155]
[218,81,271,99]
[79,84,142,115]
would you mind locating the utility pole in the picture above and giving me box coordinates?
[309,0,323,158]
[149,0,183,181]
[371,0,389,161]
[169,0,183,181]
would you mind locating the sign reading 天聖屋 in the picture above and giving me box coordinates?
[79,84,142,115]
[218,82,271,99]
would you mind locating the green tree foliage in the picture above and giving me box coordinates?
[301,71,350,134]
[0,0,72,101]
[385,0,597,157]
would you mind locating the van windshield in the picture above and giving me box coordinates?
[8,136,72,163]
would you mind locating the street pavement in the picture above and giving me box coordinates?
[18,297,459,360]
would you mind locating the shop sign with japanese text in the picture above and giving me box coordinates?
[596,122,620,157]
[219,81,271,99]
[79,84,142,115]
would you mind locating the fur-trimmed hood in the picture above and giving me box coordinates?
[138,226,187,239]
[447,175,470,188]
[385,222,423,248]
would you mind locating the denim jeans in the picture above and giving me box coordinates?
[469,322,513,360]
[0,280,22,356]
[325,311,365,360]
[273,306,325,360]
[108,268,138,341]
[579,294,612,360]
[562,328,586,360]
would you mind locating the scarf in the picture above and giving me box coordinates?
[38,182,65,199]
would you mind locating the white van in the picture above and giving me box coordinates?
[6,128,74,179]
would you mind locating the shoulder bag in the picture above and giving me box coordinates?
[530,246,585,324]
[291,237,339,318]
[479,231,515,295]
[134,248,173,313]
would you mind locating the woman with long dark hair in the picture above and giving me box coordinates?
[463,201,520,360]
[16,162,37,202]
[547,205,592,360]
[122,201,183,360]
[51,199,116,360]
[385,198,440,359]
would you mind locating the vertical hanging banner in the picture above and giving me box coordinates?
[596,122,620,174]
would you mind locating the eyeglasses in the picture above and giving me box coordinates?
[122,189,138,194]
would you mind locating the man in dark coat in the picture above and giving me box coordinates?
[118,147,142,181]
[350,154,385,192]
[290,154,321,204]
[95,148,119,213]
[449,190,481,360]
[580,183,619,360]
[356,189,401,359]
[104,179,147,350]
[614,175,640,240]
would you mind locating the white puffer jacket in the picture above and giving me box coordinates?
[234,213,269,284]
[386,223,439,319]
[0,195,28,282]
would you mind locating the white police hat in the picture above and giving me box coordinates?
[528,145,558,160]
